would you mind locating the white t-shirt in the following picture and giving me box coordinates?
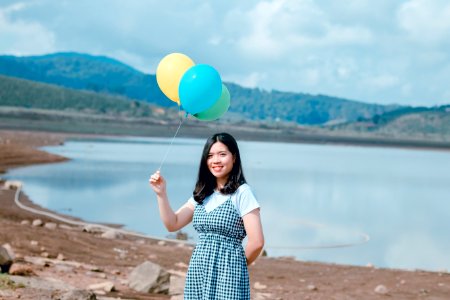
[188,183,260,217]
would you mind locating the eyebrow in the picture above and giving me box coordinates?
[208,150,229,154]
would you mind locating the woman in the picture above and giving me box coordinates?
[149,132,264,299]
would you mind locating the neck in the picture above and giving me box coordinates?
[216,178,227,190]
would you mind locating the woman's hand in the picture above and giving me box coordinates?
[149,170,166,196]
[148,170,194,232]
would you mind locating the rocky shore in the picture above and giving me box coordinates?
[1,129,449,300]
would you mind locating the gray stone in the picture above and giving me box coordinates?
[101,229,120,239]
[1,243,15,260]
[87,281,115,292]
[44,222,57,230]
[169,275,185,296]
[9,275,76,291]
[0,246,13,273]
[32,219,43,227]
[128,261,170,294]
[60,289,97,300]
[374,284,388,295]
[21,220,30,225]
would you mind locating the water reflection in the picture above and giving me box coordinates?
[6,136,450,271]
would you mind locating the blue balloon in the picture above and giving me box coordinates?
[179,64,222,115]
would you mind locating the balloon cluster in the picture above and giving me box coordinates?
[156,53,230,121]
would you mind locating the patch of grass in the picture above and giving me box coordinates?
[0,274,25,290]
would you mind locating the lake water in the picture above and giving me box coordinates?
[6,136,450,272]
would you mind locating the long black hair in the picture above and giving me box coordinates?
[193,132,247,204]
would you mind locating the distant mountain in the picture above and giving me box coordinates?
[0,52,400,125]
[330,105,450,141]
[0,74,162,118]
[0,52,170,107]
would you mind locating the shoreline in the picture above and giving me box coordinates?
[1,129,450,299]
[2,107,450,152]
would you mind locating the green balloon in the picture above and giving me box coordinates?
[194,84,230,121]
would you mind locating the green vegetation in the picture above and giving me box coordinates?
[0,274,24,290]
[0,75,177,119]
[0,52,398,125]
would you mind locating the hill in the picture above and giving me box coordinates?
[0,52,399,125]
[0,74,172,119]
[330,105,450,142]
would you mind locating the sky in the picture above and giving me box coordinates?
[1,0,450,107]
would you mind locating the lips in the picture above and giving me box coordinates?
[212,166,223,172]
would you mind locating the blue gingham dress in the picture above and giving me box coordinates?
[184,197,250,299]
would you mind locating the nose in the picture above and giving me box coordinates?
[211,154,221,163]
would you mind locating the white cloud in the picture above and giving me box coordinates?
[0,2,55,55]
[398,0,450,45]
[365,74,400,89]
[0,0,449,106]
[225,71,268,89]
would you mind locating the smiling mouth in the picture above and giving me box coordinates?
[212,166,223,171]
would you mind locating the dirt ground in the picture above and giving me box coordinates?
[0,129,449,300]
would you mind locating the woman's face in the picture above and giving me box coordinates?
[207,141,235,183]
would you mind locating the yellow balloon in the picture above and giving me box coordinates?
[156,53,195,104]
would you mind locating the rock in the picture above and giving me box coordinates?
[254,282,267,290]
[87,281,115,292]
[175,231,188,240]
[32,219,43,227]
[82,224,104,234]
[21,220,30,225]
[41,252,50,258]
[0,245,13,273]
[86,271,107,279]
[8,263,35,276]
[374,284,388,295]
[1,243,15,260]
[60,289,97,300]
[254,292,273,300]
[419,288,429,295]
[101,229,120,239]
[24,256,51,267]
[174,262,188,269]
[157,240,166,246]
[111,269,121,275]
[44,222,57,230]
[307,284,318,291]
[30,240,39,246]
[4,180,22,189]
[9,275,76,291]
[57,253,65,261]
[128,261,170,294]
[168,269,187,277]
[169,275,185,296]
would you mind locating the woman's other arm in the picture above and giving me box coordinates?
[243,208,265,266]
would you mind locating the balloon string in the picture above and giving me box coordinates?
[158,111,186,172]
